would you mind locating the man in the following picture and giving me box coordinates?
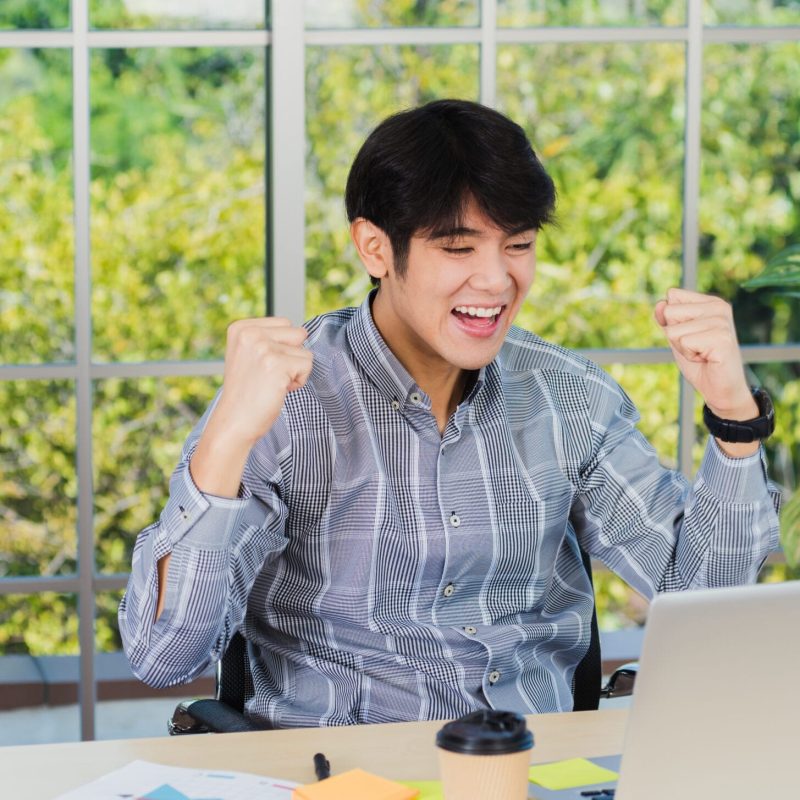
[120,99,780,727]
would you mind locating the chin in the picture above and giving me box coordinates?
[451,347,503,372]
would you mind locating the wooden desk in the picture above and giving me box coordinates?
[3,708,627,799]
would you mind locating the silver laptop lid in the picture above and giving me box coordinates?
[616,580,800,800]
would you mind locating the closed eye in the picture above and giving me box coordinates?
[442,247,473,255]
[509,242,533,252]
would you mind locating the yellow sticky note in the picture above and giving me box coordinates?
[399,781,444,799]
[293,768,419,799]
[528,758,619,790]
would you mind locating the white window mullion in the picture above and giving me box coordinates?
[677,0,705,478]
[71,0,96,742]
[480,0,497,107]
[269,0,306,323]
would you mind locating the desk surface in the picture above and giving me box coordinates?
[3,708,627,799]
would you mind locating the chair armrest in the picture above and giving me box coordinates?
[168,699,262,735]
[600,661,639,699]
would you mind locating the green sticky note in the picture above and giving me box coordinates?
[528,758,619,790]
[399,780,444,799]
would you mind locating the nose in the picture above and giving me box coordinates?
[469,248,513,294]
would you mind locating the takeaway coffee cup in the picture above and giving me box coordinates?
[436,709,534,800]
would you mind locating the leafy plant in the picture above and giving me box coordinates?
[742,245,800,296]
[743,244,800,570]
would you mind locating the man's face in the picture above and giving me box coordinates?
[369,201,537,380]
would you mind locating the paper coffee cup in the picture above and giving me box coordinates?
[436,710,533,800]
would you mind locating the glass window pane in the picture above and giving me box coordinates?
[96,589,124,654]
[0,1,70,30]
[497,0,685,26]
[90,0,266,30]
[0,592,80,745]
[90,48,267,361]
[594,571,648,629]
[0,381,76,578]
[93,375,222,574]
[704,0,800,25]
[305,45,480,317]
[498,43,685,350]
[700,44,800,346]
[0,49,74,364]
[0,593,78,655]
[306,0,478,29]
[604,362,680,466]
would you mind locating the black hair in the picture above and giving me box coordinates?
[345,99,556,284]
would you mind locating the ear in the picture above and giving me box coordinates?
[350,218,392,282]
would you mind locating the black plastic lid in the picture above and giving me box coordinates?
[436,710,534,755]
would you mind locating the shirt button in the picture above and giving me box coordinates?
[391,400,400,410]
[488,670,501,684]
[449,513,461,528]
[410,392,422,404]
[443,583,455,598]
[464,626,477,635]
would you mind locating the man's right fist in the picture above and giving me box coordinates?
[188,317,313,499]
[216,317,313,447]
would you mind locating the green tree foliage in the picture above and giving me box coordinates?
[497,0,685,26]
[0,0,69,30]
[0,49,73,364]
[2,18,799,654]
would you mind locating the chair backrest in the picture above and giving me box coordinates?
[216,630,250,713]
[571,548,602,711]
[218,566,602,717]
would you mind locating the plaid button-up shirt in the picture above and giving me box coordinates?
[120,293,781,726]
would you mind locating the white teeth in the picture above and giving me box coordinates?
[454,305,502,318]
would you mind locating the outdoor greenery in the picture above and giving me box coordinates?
[1,1,799,658]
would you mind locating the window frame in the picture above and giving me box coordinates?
[0,0,798,740]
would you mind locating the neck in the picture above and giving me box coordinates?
[420,368,470,434]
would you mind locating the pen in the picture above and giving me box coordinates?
[313,752,331,781]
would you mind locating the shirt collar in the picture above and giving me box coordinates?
[346,290,488,411]
[346,291,420,408]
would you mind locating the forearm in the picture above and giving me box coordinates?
[189,409,258,499]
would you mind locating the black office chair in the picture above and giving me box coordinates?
[168,550,636,734]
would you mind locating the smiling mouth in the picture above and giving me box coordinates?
[452,305,505,326]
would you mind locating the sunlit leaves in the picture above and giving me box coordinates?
[90,48,267,361]
[0,50,74,364]
[742,245,800,294]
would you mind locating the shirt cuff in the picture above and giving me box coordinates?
[159,460,254,550]
[697,435,771,504]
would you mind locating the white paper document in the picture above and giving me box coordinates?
[54,759,299,800]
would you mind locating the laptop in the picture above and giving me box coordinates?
[531,579,800,800]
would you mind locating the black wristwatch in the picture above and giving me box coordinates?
[702,386,775,443]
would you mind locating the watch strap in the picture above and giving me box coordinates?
[702,387,775,444]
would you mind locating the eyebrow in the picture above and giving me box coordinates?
[426,226,482,241]
[426,223,537,242]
